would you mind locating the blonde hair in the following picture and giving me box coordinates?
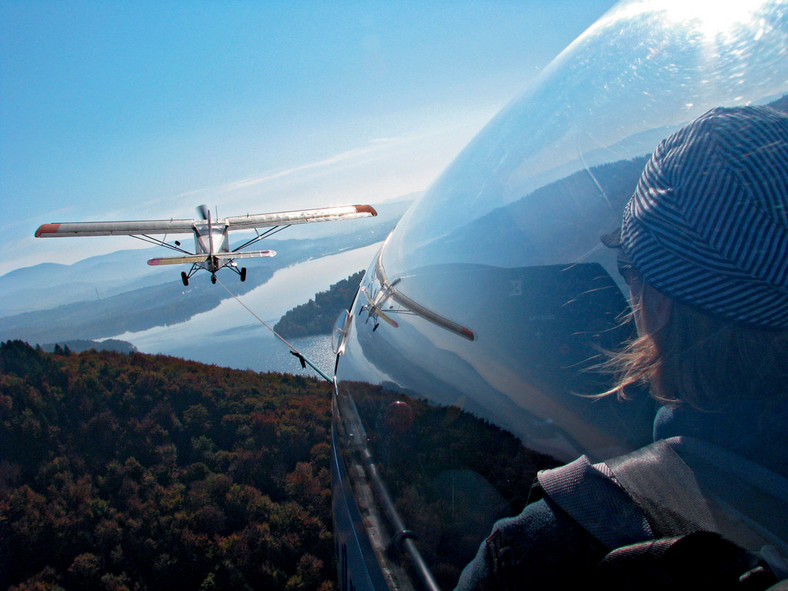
[603,292,788,411]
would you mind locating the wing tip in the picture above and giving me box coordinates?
[35,223,60,237]
[355,205,378,217]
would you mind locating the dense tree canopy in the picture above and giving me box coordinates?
[274,271,364,338]
[0,340,334,591]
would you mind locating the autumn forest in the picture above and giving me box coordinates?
[0,340,335,591]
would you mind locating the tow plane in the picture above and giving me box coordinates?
[35,204,377,285]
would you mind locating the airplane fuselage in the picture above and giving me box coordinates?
[193,220,230,273]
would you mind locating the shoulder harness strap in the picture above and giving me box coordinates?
[605,438,717,537]
[537,454,653,550]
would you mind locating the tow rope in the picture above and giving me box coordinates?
[217,277,333,383]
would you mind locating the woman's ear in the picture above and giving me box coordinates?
[641,283,673,334]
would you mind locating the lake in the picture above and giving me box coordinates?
[110,243,382,379]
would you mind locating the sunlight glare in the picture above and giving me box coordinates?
[656,0,762,39]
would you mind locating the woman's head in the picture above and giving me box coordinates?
[606,106,788,407]
[607,292,788,409]
[621,105,788,329]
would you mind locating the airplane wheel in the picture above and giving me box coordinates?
[240,267,247,282]
[211,275,217,284]
[181,272,189,287]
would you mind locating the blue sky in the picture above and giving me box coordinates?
[0,0,617,274]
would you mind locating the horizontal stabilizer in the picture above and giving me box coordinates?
[376,310,399,328]
[148,255,209,266]
[147,250,276,266]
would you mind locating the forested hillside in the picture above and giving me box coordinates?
[274,271,364,338]
[0,341,334,591]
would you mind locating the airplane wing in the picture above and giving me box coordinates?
[224,204,376,231]
[35,205,376,237]
[147,250,276,266]
[35,219,197,237]
[215,250,276,260]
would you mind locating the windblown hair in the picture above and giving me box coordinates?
[602,293,788,411]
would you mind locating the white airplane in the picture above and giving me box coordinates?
[359,284,400,331]
[35,204,377,285]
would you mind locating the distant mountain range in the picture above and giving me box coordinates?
[0,199,412,345]
[433,155,651,268]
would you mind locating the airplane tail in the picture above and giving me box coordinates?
[148,255,208,266]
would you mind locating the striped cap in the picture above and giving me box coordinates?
[620,106,788,329]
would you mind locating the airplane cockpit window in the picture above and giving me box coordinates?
[332,1,788,589]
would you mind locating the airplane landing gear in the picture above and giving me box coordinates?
[181,272,189,287]
[211,275,217,284]
[240,267,247,282]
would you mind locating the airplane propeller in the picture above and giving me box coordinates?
[197,204,210,221]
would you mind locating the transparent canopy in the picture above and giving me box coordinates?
[385,0,787,277]
[332,2,788,589]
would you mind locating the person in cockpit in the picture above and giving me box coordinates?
[455,105,788,590]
